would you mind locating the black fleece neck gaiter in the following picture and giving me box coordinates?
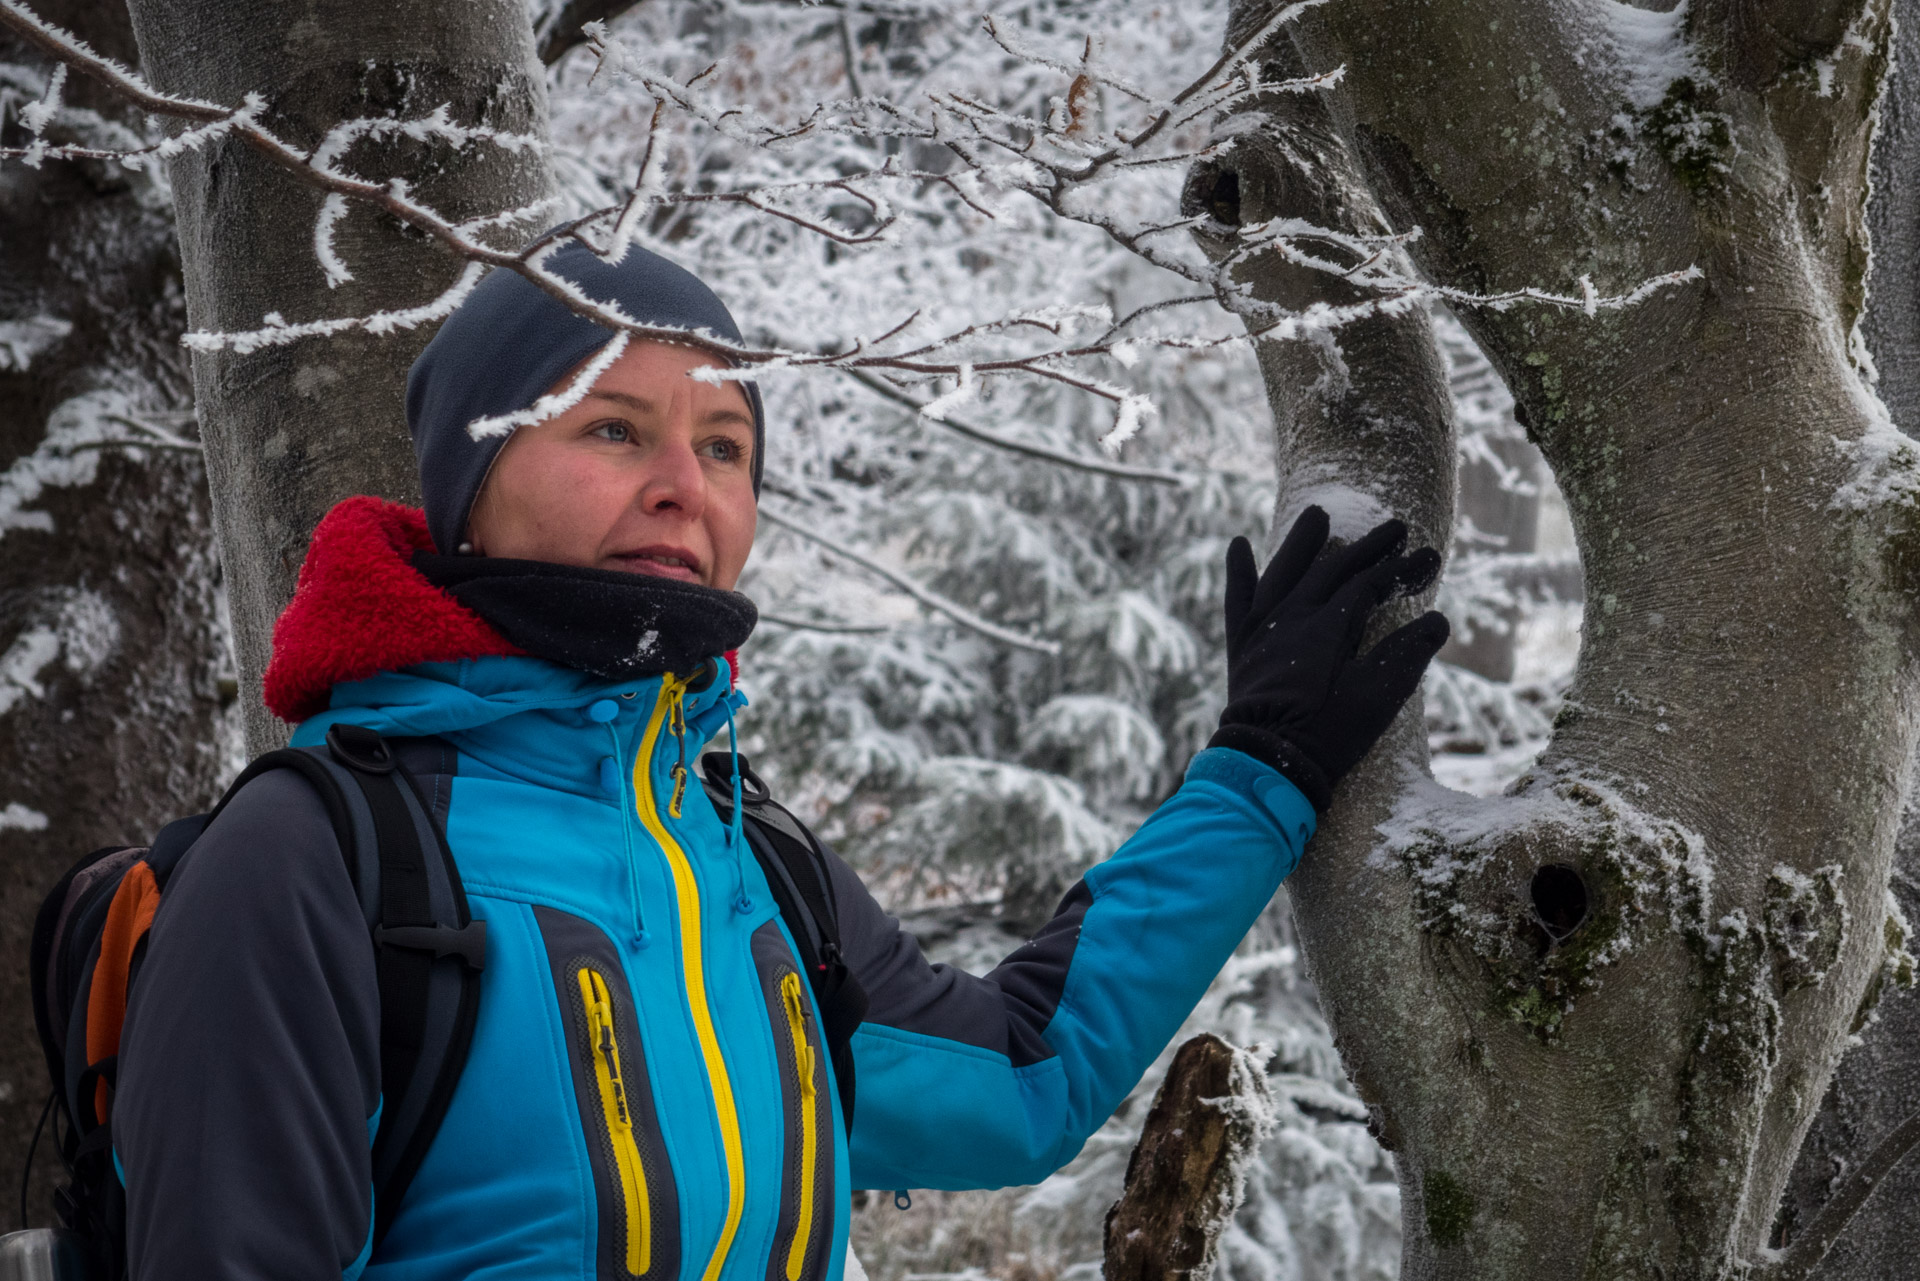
[414,553,757,681]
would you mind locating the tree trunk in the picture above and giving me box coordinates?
[122,0,554,752]
[0,0,226,1224]
[1436,319,1546,685]
[1197,1,1916,1276]
[1781,0,1920,1268]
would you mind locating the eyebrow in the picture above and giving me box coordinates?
[584,389,754,427]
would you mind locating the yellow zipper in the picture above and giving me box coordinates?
[668,686,689,818]
[635,675,746,1281]
[779,971,820,1281]
[578,968,650,1276]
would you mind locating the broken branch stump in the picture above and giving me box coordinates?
[1103,1032,1274,1281]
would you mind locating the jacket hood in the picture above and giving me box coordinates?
[264,497,524,723]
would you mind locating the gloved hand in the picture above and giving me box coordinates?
[1209,506,1450,812]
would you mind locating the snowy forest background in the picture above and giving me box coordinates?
[0,0,1601,1276]
[544,3,1579,1276]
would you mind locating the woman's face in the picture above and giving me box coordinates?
[467,340,758,590]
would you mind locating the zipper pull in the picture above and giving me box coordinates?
[782,974,817,1100]
[584,971,634,1132]
[666,679,689,818]
[669,686,686,738]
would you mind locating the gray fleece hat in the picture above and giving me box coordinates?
[405,240,764,555]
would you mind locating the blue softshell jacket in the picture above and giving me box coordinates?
[115,653,1315,1281]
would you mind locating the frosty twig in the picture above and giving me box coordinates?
[759,503,1061,654]
[843,370,1186,485]
[0,0,1702,451]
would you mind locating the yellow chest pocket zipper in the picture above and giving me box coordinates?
[532,905,679,1281]
[779,972,821,1281]
[580,966,651,1277]
[753,941,834,1281]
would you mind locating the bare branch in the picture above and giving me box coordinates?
[1097,0,1336,160]
[536,0,649,67]
[758,504,1061,655]
[0,0,1706,444]
[843,368,1186,485]
[836,10,865,103]
[1759,1109,1920,1281]
[757,611,888,635]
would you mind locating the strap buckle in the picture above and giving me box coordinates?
[374,921,487,970]
[327,724,397,774]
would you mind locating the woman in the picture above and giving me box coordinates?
[114,242,1447,1280]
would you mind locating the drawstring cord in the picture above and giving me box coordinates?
[725,696,753,914]
[607,721,651,949]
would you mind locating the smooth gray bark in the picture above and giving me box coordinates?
[123,0,554,752]
[1199,0,1916,1276]
[1781,0,1920,1269]
[0,0,225,1222]
[1441,425,1543,683]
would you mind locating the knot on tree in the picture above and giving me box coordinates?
[1391,777,1712,1044]
[1831,425,1920,620]
[1178,129,1390,312]
[1764,863,1846,993]
[1102,1033,1276,1281]
[1847,887,1917,1033]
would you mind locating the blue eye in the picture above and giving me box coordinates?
[591,421,630,444]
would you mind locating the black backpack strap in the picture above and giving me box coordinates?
[211,747,360,863]
[701,753,867,1131]
[221,727,483,1247]
[319,724,484,1248]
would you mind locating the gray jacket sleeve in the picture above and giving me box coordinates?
[825,846,1085,1067]
[116,768,380,1281]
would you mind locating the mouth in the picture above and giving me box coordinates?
[609,548,704,584]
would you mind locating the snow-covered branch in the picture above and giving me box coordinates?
[578,10,1702,349]
[0,0,1702,446]
[758,503,1061,654]
[843,369,1187,484]
[757,611,888,635]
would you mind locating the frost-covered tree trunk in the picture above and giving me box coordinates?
[0,0,225,1219]
[1440,425,1541,683]
[1781,0,1920,1269]
[1190,1,1918,1277]
[122,0,555,751]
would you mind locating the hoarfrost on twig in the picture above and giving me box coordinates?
[0,0,1703,455]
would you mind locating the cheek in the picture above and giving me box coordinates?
[493,449,634,554]
[707,487,759,589]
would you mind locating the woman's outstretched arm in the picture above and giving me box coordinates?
[838,508,1447,1190]
[837,744,1316,1191]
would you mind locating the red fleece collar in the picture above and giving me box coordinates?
[263,497,522,722]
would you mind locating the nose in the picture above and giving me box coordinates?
[636,433,707,521]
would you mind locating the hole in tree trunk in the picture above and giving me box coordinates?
[1530,864,1589,942]
[1205,170,1241,226]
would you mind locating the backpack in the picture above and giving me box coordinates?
[24,726,863,1277]
[25,724,483,1278]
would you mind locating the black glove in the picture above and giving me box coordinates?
[1209,506,1450,811]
